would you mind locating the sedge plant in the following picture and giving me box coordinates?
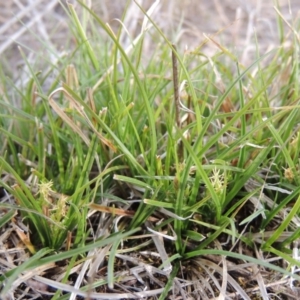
[1,1,300,298]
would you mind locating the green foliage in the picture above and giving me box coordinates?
[1,1,300,298]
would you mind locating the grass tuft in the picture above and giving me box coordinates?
[1,1,300,299]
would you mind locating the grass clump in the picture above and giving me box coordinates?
[1,1,300,299]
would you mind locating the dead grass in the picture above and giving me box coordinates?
[2,179,300,299]
[1,0,299,75]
